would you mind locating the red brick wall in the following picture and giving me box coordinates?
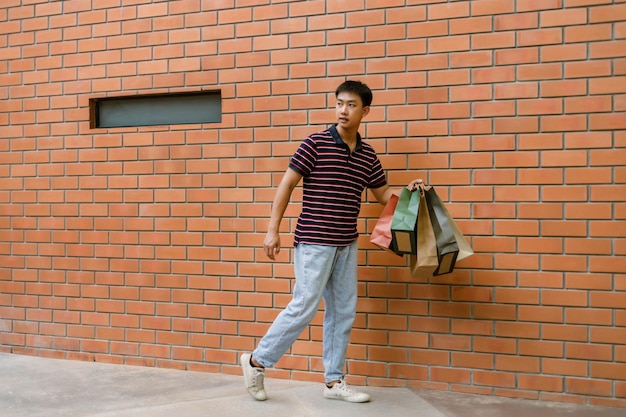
[1,0,625,408]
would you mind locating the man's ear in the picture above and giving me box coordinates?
[362,106,370,117]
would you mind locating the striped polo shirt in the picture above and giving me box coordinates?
[288,124,387,247]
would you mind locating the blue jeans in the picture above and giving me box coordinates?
[253,241,358,383]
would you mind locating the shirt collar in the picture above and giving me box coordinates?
[330,124,363,152]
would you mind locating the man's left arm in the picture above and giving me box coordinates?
[370,178,423,205]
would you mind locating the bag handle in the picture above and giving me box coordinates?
[406,179,426,193]
[408,182,429,194]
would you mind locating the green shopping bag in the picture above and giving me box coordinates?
[391,187,419,254]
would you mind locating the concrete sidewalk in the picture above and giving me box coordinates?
[0,352,622,417]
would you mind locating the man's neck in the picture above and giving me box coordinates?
[336,125,359,147]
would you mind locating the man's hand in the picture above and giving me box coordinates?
[407,178,424,191]
[262,168,301,261]
[263,231,281,260]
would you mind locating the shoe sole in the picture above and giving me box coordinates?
[324,394,370,403]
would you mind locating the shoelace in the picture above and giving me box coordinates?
[335,382,357,394]
[251,368,264,388]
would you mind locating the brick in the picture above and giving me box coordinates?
[565,0,612,5]
[618,22,626,40]
[347,42,385,59]
[542,44,588,63]
[520,200,565,223]
[300,12,337,29]
[450,119,492,136]
[517,0,563,12]
[252,4,287,21]
[566,377,613,397]
[472,0,515,16]
[567,131,613,150]
[472,32,516,50]
[475,370,516,388]
[496,355,540,372]
[589,76,626,95]
[326,28,364,46]
[590,40,626,59]
[473,101,515,117]
[519,374,564,392]
[566,167,612,185]
[616,95,626,112]
[565,23,613,43]
[270,17,305,35]
[386,5,426,24]
[591,362,626,381]
[541,79,587,97]
[451,352,494,370]
[520,272,563,288]
[407,20,448,39]
[518,63,563,80]
[428,35,470,53]
[521,98,564,116]
[542,115,588,132]
[495,47,538,65]
[518,28,562,46]
[540,8,588,27]
[473,237,515,256]
[495,117,539,134]
[494,12,538,31]
[346,10,385,28]
[495,82,539,100]
[450,16,492,35]
[565,61,611,78]
[450,51,492,68]
[429,103,470,119]
[589,3,626,23]
[450,85,493,102]
[472,66,516,84]
[407,54,448,72]
[428,2,470,20]
[290,0,326,17]
[428,69,470,86]
[365,57,405,74]
[590,114,626,131]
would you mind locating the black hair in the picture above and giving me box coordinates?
[335,80,373,107]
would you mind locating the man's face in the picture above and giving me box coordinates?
[335,91,369,130]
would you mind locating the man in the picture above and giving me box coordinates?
[241,80,422,403]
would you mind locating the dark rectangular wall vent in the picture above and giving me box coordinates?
[89,90,222,128]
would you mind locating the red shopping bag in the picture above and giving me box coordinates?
[370,194,403,256]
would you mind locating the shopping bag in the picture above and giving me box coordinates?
[409,185,438,277]
[370,194,403,256]
[424,186,473,275]
[391,187,420,254]
[425,186,458,275]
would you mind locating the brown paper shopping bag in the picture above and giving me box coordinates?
[370,194,403,256]
[444,207,473,262]
[409,185,438,278]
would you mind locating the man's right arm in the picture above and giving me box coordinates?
[263,167,302,260]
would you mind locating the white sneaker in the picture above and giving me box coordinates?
[323,378,370,403]
[240,353,267,401]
